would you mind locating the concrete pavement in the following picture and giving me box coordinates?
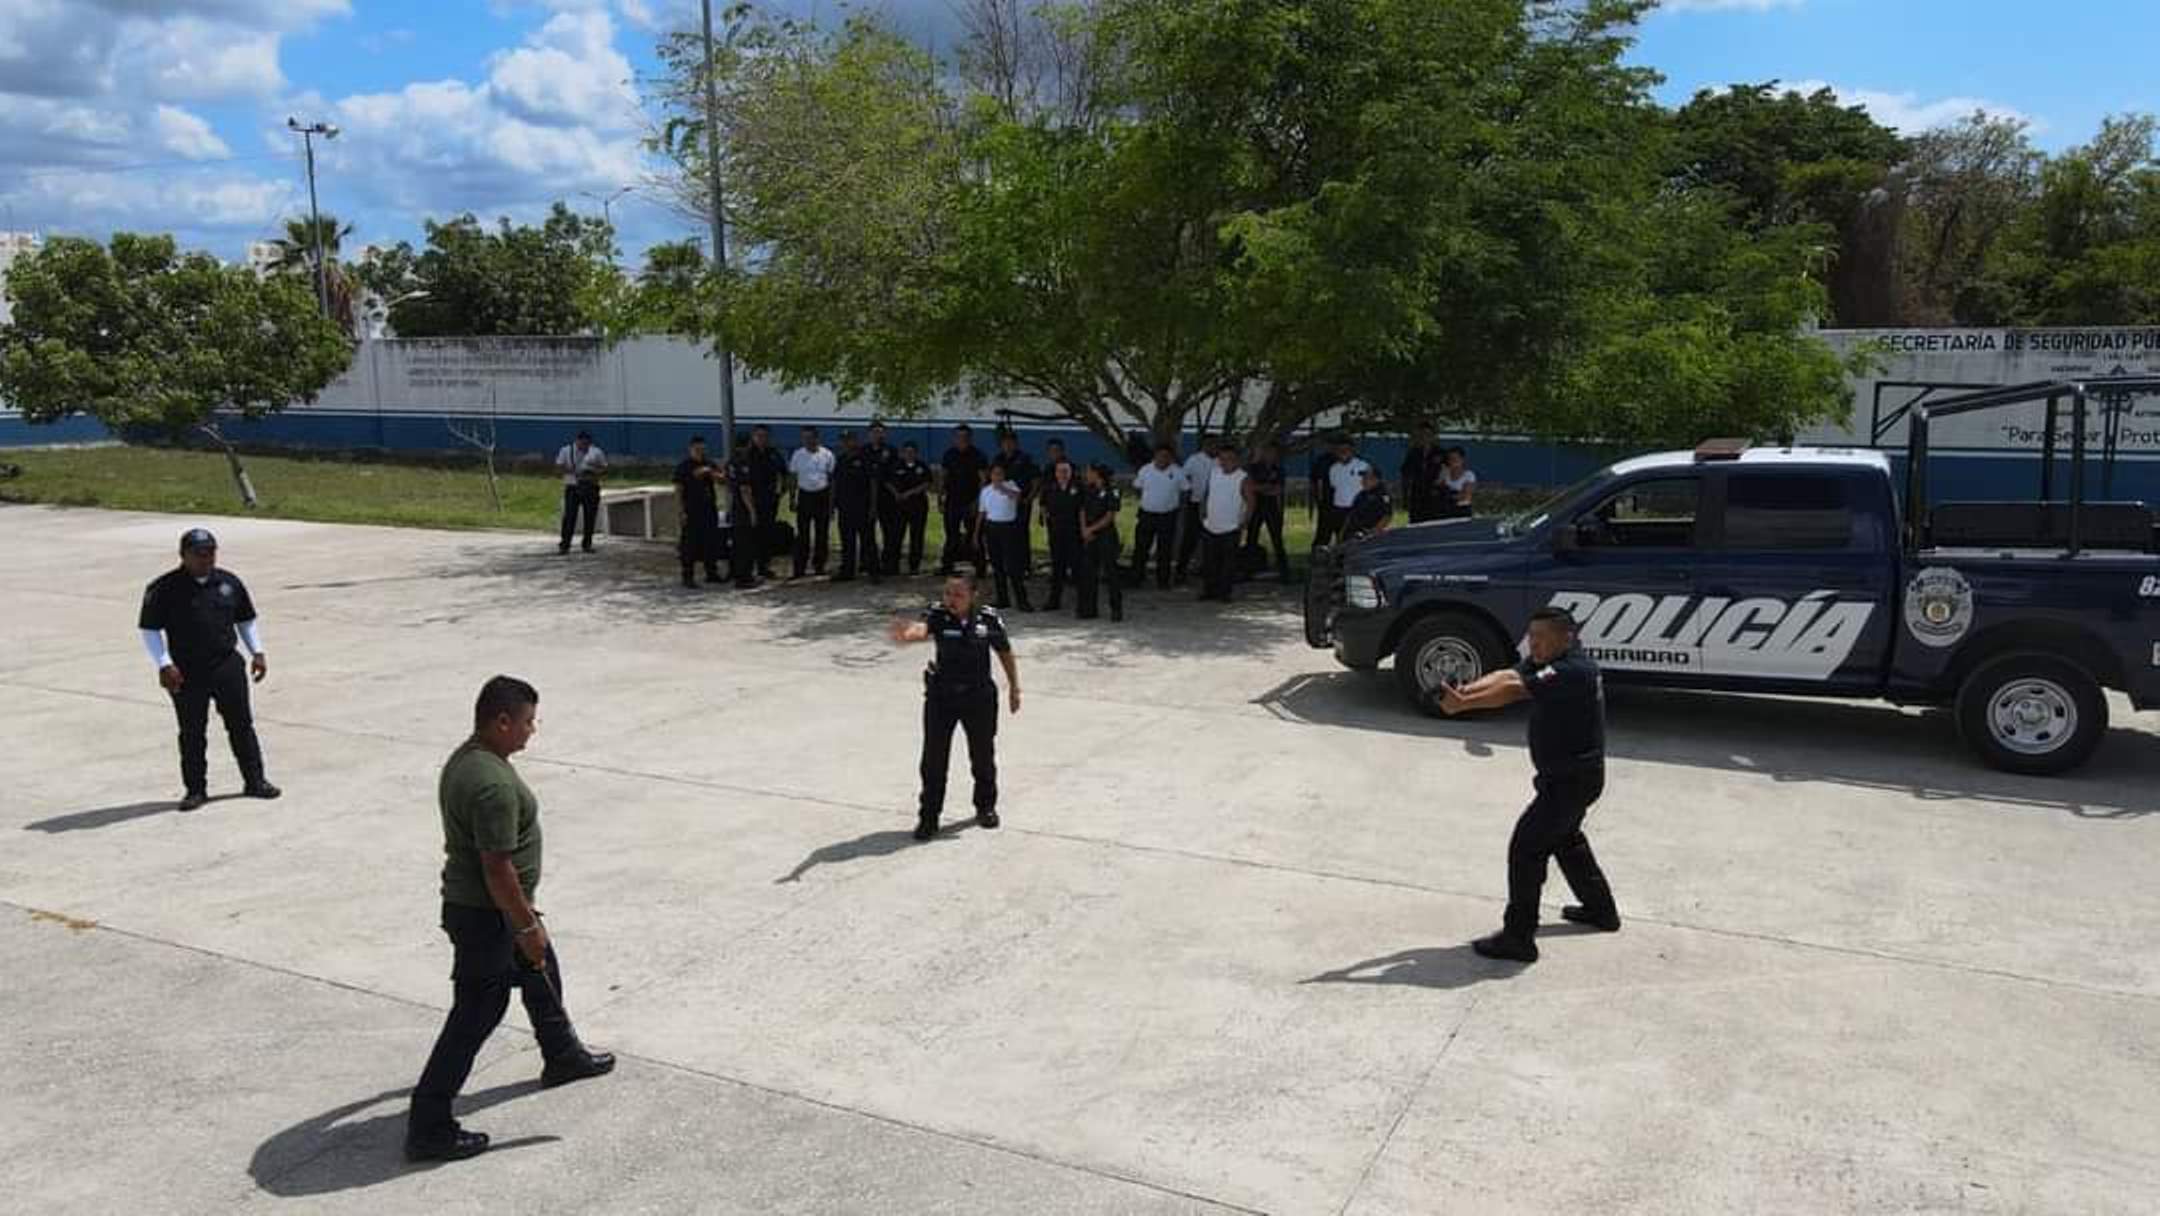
[3,504,2156,1214]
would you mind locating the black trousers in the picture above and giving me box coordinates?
[559,484,599,549]
[887,502,928,573]
[731,511,762,586]
[1129,509,1178,588]
[1045,525,1082,605]
[1175,500,1204,576]
[1244,501,1290,579]
[984,520,1032,609]
[409,901,582,1135]
[1314,503,1349,551]
[1504,768,1616,940]
[875,501,905,572]
[1199,527,1238,600]
[793,489,832,576]
[1016,501,1036,573]
[1406,498,1438,525]
[1077,532,1124,619]
[941,504,985,575]
[680,507,722,579]
[919,686,997,823]
[836,502,878,579]
[169,654,264,794]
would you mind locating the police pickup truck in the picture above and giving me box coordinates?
[1303,379,2160,774]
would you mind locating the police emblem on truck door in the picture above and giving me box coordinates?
[1903,567,1975,648]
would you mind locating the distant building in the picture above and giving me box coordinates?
[0,230,41,325]
[246,241,282,277]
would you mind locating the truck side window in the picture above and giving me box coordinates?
[1579,477,1699,548]
[1724,474,1855,550]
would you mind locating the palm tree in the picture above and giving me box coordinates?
[267,213,359,337]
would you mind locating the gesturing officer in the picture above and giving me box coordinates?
[888,577,1022,841]
[406,676,614,1164]
[1439,606,1620,963]
[138,528,279,811]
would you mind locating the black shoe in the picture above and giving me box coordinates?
[1471,932,1538,963]
[704,569,724,584]
[581,543,596,553]
[913,818,939,842]
[540,1049,616,1089]
[557,544,571,555]
[977,809,1000,829]
[1110,607,1124,623]
[1561,905,1622,932]
[1076,610,1097,620]
[1044,598,1062,612]
[1015,603,1035,614]
[178,790,209,812]
[682,573,698,588]
[833,573,856,582]
[243,781,281,800]
[404,1125,490,1163]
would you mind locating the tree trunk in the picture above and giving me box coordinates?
[197,422,258,509]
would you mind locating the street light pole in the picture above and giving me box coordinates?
[287,117,340,317]
[579,186,635,264]
[700,0,738,458]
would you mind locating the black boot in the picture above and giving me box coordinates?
[540,1048,616,1089]
[913,814,939,842]
[1471,931,1539,963]
[405,1122,491,1163]
[1562,904,1622,932]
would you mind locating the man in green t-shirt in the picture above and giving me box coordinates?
[405,676,615,1163]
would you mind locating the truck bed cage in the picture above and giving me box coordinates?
[1907,376,2160,557]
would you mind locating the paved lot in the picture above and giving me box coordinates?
[4,504,2157,1215]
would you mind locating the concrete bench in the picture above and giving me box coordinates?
[600,485,683,541]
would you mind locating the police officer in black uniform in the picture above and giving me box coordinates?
[938,425,989,577]
[889,576,1021,841]
[1038,458,1085,610]
[1439,606,1620,963]
[727,438,766,588]
[1075,462,1124,623]
[864,422,901,572]
[1344,466,1394,541]
[674,436,726,587]
[1401,423,1443,524]
[832,430,881,583]
[743,424,787,579]
[1243,441,1291,582]
[995,430,1039,574]
[885,442,932,575]
[137,528,280,811]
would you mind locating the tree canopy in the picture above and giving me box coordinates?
[0,232,351,434]
[355,203,620,338]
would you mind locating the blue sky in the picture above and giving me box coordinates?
[2,0,2153,266]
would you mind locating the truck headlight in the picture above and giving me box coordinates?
[1343,574,1382,609]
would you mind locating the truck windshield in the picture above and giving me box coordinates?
[1501,470,1608,537]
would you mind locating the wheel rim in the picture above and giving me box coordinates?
[1415,636,1485,695]
[1987,678,2077,756]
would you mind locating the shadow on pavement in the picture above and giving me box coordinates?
[24,795,240,833]
[1256,670,2160,819]
[249,1082,553,1197]
[1305,944,1529,989]
[777,820,987,883]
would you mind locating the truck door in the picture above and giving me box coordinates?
[1690,468,1893,692]
[1522,474,1714,681]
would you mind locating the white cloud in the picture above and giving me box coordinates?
[122,19,285,100]
[487,10,640,131]
[153,105,232,160]
[1780,80,2038,135]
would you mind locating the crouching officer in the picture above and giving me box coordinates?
[138,528,279,811]
[406,676,614,1163]
[887,576,1021,841]
[1439,606,1620,963]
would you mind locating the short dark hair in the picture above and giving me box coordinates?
[902,441,918,451]
[801,425,819,436]
[752,423,770,433]
[1154,442,1174,455]
[689,434,706,445]
[869,420,886,430]
[954,424,972,434]
[474,675,538,729]
[1529,606,1578,633]
[575,430,593,441]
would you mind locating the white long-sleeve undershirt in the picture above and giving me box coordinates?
[140,621,262,670]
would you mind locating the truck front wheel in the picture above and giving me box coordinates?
[1954,652,2108,775]
[1394,613,1509,718]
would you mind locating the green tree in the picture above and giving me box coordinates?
[1896,113,2044,324]
[0,232,352,504]
[266,211,361,336]
[355,203,619,337]
[1995,115,2160,325]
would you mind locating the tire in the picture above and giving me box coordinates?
[1393,612,1510,717]
[1954,651,2108,775]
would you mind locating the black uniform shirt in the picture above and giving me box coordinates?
[1518,648,1606,776]
[1347,486,1392,534]
[1040,479,1084,531]
[941,446,988,508]
[1082,485,1121,543]
[998,449,1039,497]
[727,452,759,516]
[744,445,786,509]
[922,604,1011,692]
[675,457,720,516]
[834,448,876,508]
[1400,445,1440,509]
[139,568,257,673]
[864,443,898,502]
[888,459,930,507]
[1246,461,1283,509]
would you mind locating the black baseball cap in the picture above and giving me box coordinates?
[180,527,216,552]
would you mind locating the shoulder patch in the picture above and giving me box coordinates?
[1536,665,1558,682]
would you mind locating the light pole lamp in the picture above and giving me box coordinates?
[286,116,339,317]
[701,0,740,457]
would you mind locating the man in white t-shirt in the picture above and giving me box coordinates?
[1321,436,1371,550]
[1175,438,1219,583]
[1127,443,1187,590]
[788,426,836,578]
[554,430,607,554]
[974,462,1033,611]
[1198,444,1256,602]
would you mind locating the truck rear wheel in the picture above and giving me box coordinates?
[1954,652,2108,775]
[1394,613,1509,717]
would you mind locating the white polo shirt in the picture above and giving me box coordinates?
[789,446,834,492]
[978,482,1019,524]
[1204,466,1248,534]
[556,443,606,486]
[1182,451,1216,506]
[1328,456,1372,508]
[1133,463,1186,513]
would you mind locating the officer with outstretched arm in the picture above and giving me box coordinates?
[1438,606,1621,963]
[888,576,1021,841]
